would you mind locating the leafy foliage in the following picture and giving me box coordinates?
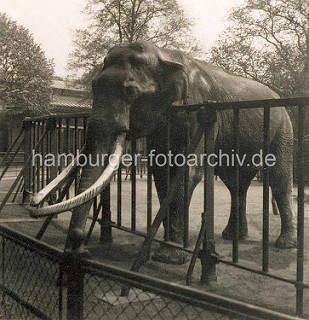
[68,0,200,85]
[0,13,54,114]
[210,0,308,98]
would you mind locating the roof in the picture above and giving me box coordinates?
[51,78,86,91]
[50,77,92,111]
[51,94,91,109]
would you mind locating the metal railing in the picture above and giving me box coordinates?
[94,96,309,317]
[0,97,308,318]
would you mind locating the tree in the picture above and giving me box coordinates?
[210,0,308,98]
[68,0,200,85]
[0,13,54,114]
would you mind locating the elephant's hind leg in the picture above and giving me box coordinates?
[151,165,202,265]
[220,169,257,241]
[269,165,296,248]
[269,130,296,248]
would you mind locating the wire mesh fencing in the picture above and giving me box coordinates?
[83,273,233,320]
[0,225,239,320]
[0,223,303,320]
[0,228,64,320]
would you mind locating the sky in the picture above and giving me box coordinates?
[1,0,244,76]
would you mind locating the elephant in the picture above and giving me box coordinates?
[31,41,296,265]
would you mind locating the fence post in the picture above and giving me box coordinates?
[65,229,85,320]
[22,118,32,203]
[198,105,217,284]
[48,118,58,203]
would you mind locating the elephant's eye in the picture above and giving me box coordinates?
[129,55,141,67]
[124,85,138,100]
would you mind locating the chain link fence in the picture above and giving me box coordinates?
[0,227,64,320]
[83,273,232,320]
[0,223,302,320]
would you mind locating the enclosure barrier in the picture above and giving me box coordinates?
[0,223,303,320]
[0,97,308,318]
[94,97,308,317]
[102,97,308,316]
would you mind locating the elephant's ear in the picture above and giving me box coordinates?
[157,49,185,73]
[157,51,189,104]
[158,54,184,70]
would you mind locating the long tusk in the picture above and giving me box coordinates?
[31,134,125,218]
[31,145,85,206]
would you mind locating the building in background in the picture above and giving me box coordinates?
[50,77,91,113]
[0,77,91,152]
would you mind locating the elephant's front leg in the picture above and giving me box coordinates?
[151,163,202,264]
[151,164,186,264]
[64,163,103,253]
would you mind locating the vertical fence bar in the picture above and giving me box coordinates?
[46,120,51,184]
[83,116,87,145]
[36,122,41,193]
[49,118,58,203]
[183,116,190,248]
[32,122,36,193]
[101,185,112,243]
[65,118,70,154]
[1,238,5,305]
[147,141,153,233]
[233,108,240,263]
[74,118,79,196]
[200,107,217,284]
[22,118,31,203]
[164,118,171,242]
[131,138,137,231]
[66,253,84,320]
[117,165,122,226]
[40,121,45,190]
[58,119,62,175]
[58,266,63,320]
[296,103,305,316]
[93,196,97,221]
[65,119,70,199]
[263,106,270,272]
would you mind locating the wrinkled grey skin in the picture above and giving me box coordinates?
[67,41,296,264]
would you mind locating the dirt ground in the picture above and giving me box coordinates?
[1,172,308,319]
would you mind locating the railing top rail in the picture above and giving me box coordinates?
[172,96,309,113]
[21,97,309,123]
[22,111,90,123]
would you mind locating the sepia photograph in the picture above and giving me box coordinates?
[0,0,308,319]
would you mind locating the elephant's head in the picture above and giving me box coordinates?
[31,41,189,225]
[91,41,189,137]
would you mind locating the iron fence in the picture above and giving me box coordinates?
[86,97,308,317]
[0,97,308,319]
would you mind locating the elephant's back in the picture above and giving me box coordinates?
[215,106,291,155]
